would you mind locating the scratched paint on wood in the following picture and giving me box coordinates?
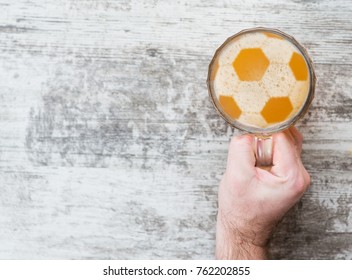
[0,0,351,259]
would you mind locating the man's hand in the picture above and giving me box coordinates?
[216,127,310,259]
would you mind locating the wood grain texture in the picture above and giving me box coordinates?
[0,0,351,259]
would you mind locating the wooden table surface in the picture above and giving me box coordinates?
[0,0,351,259]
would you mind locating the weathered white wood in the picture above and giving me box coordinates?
[0,0,351,259]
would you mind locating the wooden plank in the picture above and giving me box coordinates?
[0,0,351,259]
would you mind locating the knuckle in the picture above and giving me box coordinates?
[294,127,303,139]
[274,131,287,143]
[230,134,252,147]
[304,169,311,186]
[296,133,303,144]
[291,172,309,195]
[297,131,303,141]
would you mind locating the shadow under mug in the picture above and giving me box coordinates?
[207,27,316,166]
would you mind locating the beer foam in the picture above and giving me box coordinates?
[234,82,269,113]
[262,38,296,63]
[262,64,295,97]
[213,64,239,98]
[236,32,267,49]
[218,32,266,65]
[238,113,268,128]
[218,41,241,66]
[289,81,309,109]
[210,30,310,128]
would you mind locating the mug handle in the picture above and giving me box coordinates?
[255,136,273,167]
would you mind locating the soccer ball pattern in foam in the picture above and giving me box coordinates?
[213,32,309,127]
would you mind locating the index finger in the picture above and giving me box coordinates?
[226,134,256,177]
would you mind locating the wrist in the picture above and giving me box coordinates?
[216,213,269,260]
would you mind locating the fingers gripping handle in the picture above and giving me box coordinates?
[255,136,273,167]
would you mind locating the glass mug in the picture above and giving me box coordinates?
[207,27,316,166]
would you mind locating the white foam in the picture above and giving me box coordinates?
[214,65,239,98]
[217,40,241,66]
[233,82,269,113]
[289,81,309,109]
[238,113,268,128]
[237,32,267,49]
[261,64,295,97]
[262,38,296,63]
[218,32,266,66]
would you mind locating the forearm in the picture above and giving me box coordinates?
[215,219,268,260]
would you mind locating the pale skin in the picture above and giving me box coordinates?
[216,127,310,259]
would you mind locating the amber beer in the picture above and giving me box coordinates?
[207,28,316,166]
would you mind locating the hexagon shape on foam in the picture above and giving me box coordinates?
[238,113,268,128]
[232,48,269,81]
[234,82,269,113]
[213,65,239,97]
[218,32,266,66]
[289,81,309,109]
[261,97,293,124]
[263,32,284,40]
[218,95,241,119]
[262,38,295,64]
[289,52,308,81]
[261,64,295,98]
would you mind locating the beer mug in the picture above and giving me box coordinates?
[207,27,316,166]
